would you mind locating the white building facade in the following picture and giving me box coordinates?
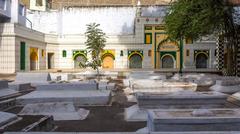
[0,0,217,73]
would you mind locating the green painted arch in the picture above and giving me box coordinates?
[73,52,87,60]
[195,52,209,60]
[101,52,115,61]
[128,52,143,60]
[160,51,176,60]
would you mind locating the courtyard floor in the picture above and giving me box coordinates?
[0,70,229,132]
[2,74,146,132]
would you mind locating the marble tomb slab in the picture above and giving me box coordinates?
[137,91,228,108]
[210,80,240,94]
[147,109,240,132]
[0,112,18,127]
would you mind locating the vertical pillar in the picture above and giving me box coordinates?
[20,42,26,71]
[216,36,224,71]
[179,37,183,73]
[154,33,157,69]
[237,33,240,76]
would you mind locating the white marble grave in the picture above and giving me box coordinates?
[19,102,89,121]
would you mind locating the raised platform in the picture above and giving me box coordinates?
[147,109,240,132]
[137,91,228,108]
[15,72,51,86]
[17,88,111,106]
[125,91,231,122]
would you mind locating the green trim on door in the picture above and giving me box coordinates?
[160,51,176,60]
[20,42,26,70]
[144,33,152,44]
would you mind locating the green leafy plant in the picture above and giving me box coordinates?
[80,23,107,86]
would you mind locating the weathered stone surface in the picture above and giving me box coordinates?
[0,99,16,111]
[0,111,17,127]
[228,92,240,107]
[171,73,219,86]
[147,109,240,132]
[8,82,32,92]
[0,80,19,98]
[19,102,89,121]
[15,72,51,86]
[50,73,74,81]
[0,80,8,89]
[210,80,240,94]
[125,91,230,122]
[129,72,166,80]
[36,83,97,91]
[131,80,197,93]
[17,88,111,106]
[137,91,228,108]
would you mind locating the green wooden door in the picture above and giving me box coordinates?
[129,54,142,69]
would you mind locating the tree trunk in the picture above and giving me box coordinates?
[96,67,100,90]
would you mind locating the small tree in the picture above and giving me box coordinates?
[80,23,107,83]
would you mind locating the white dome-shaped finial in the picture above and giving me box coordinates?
[137,0,141,6]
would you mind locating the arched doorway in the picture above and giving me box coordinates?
[196,53,208,68]
[161,55,174,68]
[129,54,142,69]
[74,54,87,69]
[30,51,38,70]
[102,55,114,69]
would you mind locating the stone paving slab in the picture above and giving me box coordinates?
[17,89,110,106]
